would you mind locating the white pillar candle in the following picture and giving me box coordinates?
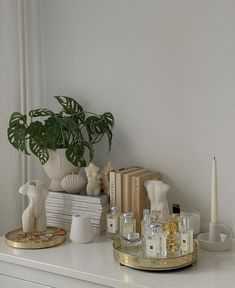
[211,157,219,224]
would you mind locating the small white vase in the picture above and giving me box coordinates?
[70,215,93,244]
[43,149,80,191]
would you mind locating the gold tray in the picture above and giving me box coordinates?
[5,226,67,249]
[113,239,197,271]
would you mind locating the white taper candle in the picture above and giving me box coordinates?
[211,157,219,224]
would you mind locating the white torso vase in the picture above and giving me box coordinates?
[19,180,49,233]
[43,149,80,191]
[144,180,170,221]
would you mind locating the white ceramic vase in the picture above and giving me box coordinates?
[43,149,80,191]
[70,215,93,244]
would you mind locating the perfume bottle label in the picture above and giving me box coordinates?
[107,218,117,234]
[146,238,160,257]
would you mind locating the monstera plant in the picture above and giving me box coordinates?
[7,96,114,167]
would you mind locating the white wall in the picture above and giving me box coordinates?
[38,0,235,233]
[0,0,22,234]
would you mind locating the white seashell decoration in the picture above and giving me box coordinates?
[61,174,87,194]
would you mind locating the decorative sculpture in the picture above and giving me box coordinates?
[100,161,114,194]
[144,180,170,221]
[85,162,102,196]
[19,180,49,233]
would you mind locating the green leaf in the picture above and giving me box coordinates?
[8,125,29,154]
[54,96,83,114]
[102,112,114,127]
[26,121,44,137]
[29,138,49,164]
[7,112,29,154]
[9,112,27,127]
[29,109,54,118]
[66,144,85,166]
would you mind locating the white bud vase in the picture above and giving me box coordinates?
[70,215,93,244]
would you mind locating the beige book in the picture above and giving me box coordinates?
[115,167,140,212]
[131,171,161,233]
[122,168,148,213]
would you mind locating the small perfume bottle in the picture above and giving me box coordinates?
[119,212,136,237]
[106,206,119,239]
[181,216,193,254]
[171,204,182,232]
[145,224,161,258]
[159,228,167,257]
[141,209,151,236]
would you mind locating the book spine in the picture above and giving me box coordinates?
[122,174,129,213]
[115,172,122,211]
[109,171,116,207]
[132,176,141,232]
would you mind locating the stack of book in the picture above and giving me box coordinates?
[45,191,110,236]
[109,167,161,233]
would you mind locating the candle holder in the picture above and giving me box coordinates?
[197,223,232,252]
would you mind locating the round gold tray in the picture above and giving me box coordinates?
[113,239,197,271]
[5,226,67,249]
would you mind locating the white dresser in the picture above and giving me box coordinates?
[0,236,234,288]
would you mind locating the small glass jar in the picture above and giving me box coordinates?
[119,212,136,237]
[106,206,120,239]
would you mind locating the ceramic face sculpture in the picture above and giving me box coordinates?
[19,180,49,233]
[144,180,170,221]
[85,162,102,196]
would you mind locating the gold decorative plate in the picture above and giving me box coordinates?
[5,226,67,249]
[113,239,197,271]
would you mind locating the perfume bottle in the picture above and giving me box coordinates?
[119,212,136,237]
[141,209,151,236]
[162,220,181,254]
[145,224,161,258]
[171,203,182,232]
[181,216,193,254]
[106,206,119,239]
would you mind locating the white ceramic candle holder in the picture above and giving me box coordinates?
[70,215,93,244]
[197,223,232,252]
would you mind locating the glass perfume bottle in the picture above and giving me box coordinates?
[145,224,161,258]
[171,204,183,233]
[119,212,136,237]
[162,220,181,255]
[106,206,120,239]
[141,209,151,236]
[181,216,193,254]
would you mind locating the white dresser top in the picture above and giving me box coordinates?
[0,236,234,288]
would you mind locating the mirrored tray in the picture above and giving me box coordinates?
[5,226,67,249]
[113,238,197,271]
